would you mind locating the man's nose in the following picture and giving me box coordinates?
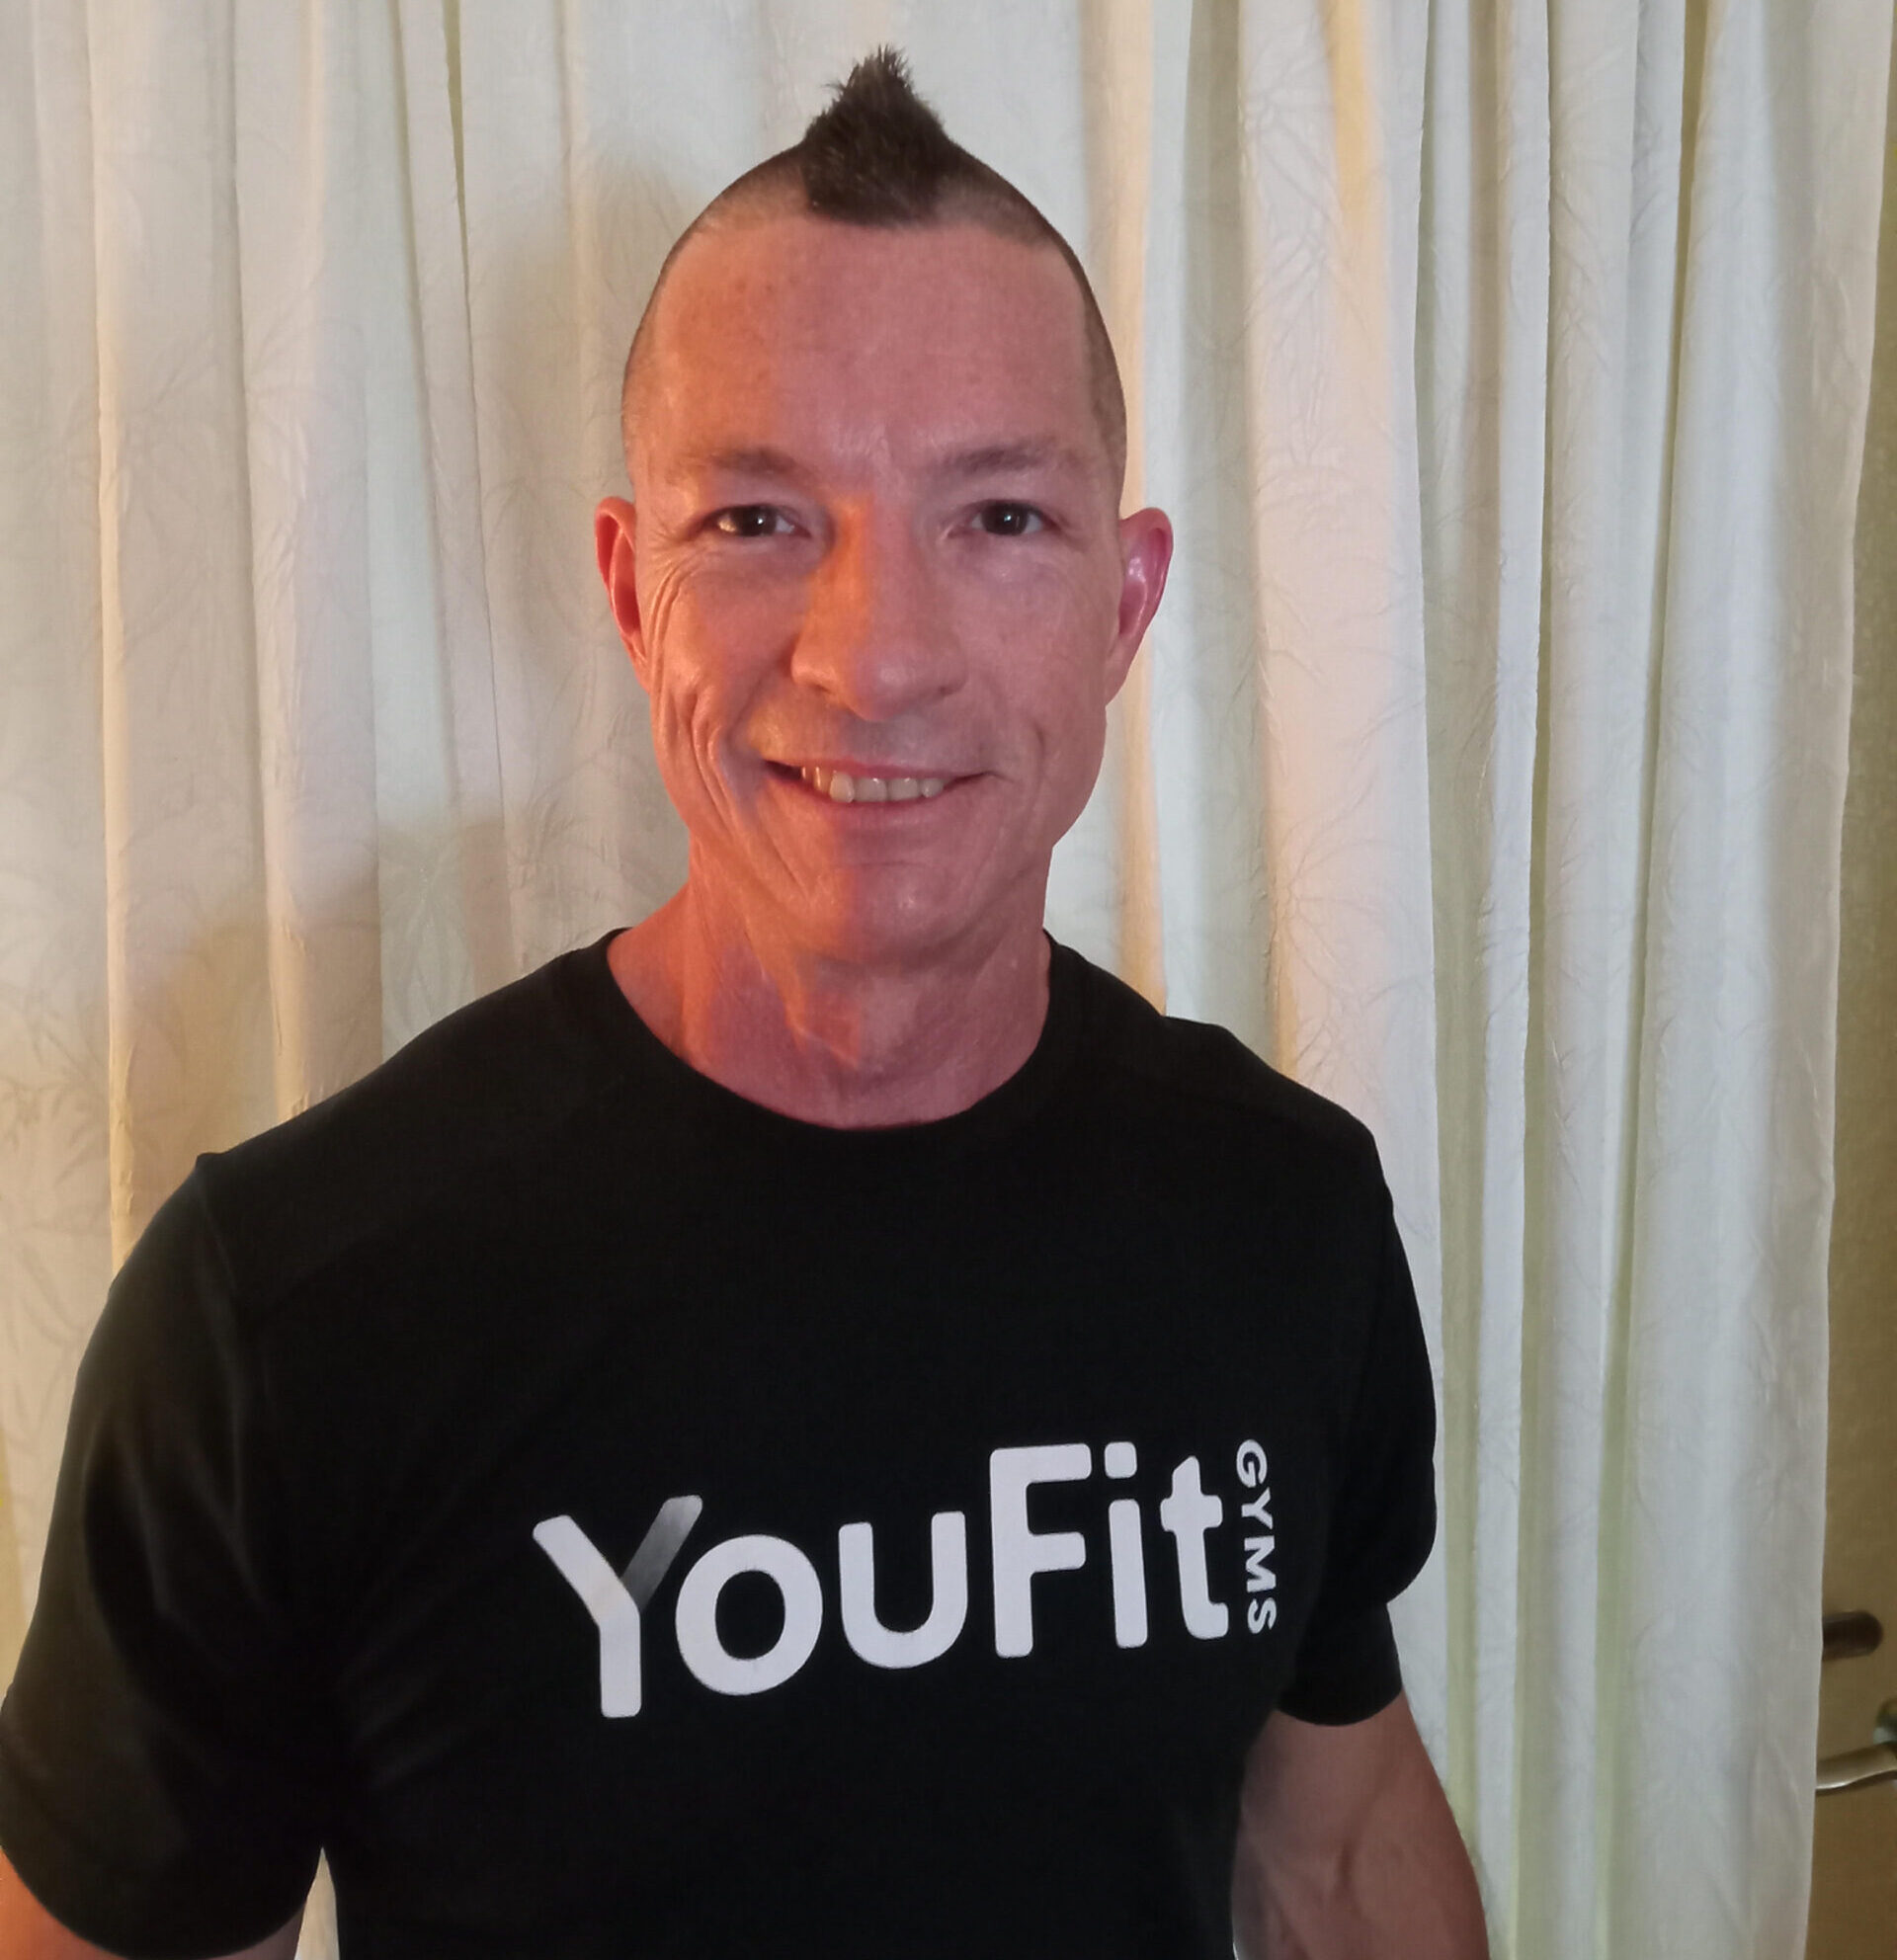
[787,512,967,720]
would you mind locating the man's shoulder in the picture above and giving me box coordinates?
[1062,945,1381,1176]
[187,937,624,1307]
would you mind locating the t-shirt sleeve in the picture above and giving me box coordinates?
[0,1171,331,1958]
[1274,1174,1438,1726]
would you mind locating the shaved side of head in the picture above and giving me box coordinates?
[620,48,1127,493]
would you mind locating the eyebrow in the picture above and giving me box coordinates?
[929,439,1093,481]
[675,445,813,484]
[671,438,1094,487]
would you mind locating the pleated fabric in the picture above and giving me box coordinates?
[0,4,1887,1955]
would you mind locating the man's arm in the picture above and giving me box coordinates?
[0,1848,301,1960]
[1232,1693,1488,1960]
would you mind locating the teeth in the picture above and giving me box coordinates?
[799,767,948,803]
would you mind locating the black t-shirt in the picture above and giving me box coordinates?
[0,936,1436,1958]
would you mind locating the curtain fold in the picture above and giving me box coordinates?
[1,4,1887,1955]
[1415,0,1549,1886]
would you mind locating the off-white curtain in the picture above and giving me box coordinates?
[1,4,1888,1956]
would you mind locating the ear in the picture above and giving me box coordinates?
[595,496,648,684]
[1104,506,1174,701]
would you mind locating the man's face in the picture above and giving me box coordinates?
[600,211,1170,975]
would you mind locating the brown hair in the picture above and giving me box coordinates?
[620,48,1127,487]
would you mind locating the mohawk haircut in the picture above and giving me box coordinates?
[619,47,1127,488]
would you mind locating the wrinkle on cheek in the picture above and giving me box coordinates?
[643,561,762,844]
[638,557,688,654]
[637,564,711,798]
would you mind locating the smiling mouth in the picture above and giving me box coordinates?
[785,765,951,804]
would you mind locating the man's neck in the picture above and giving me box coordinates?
[607,886,1052,1128]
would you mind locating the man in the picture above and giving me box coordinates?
[0,50,1486,1959]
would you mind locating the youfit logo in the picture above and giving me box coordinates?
[536,1438,1279,1717]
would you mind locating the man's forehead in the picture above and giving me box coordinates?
[635,211,1102,474]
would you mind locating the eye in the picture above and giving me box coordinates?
[711,506,793,538]
[973,502,1046,537]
